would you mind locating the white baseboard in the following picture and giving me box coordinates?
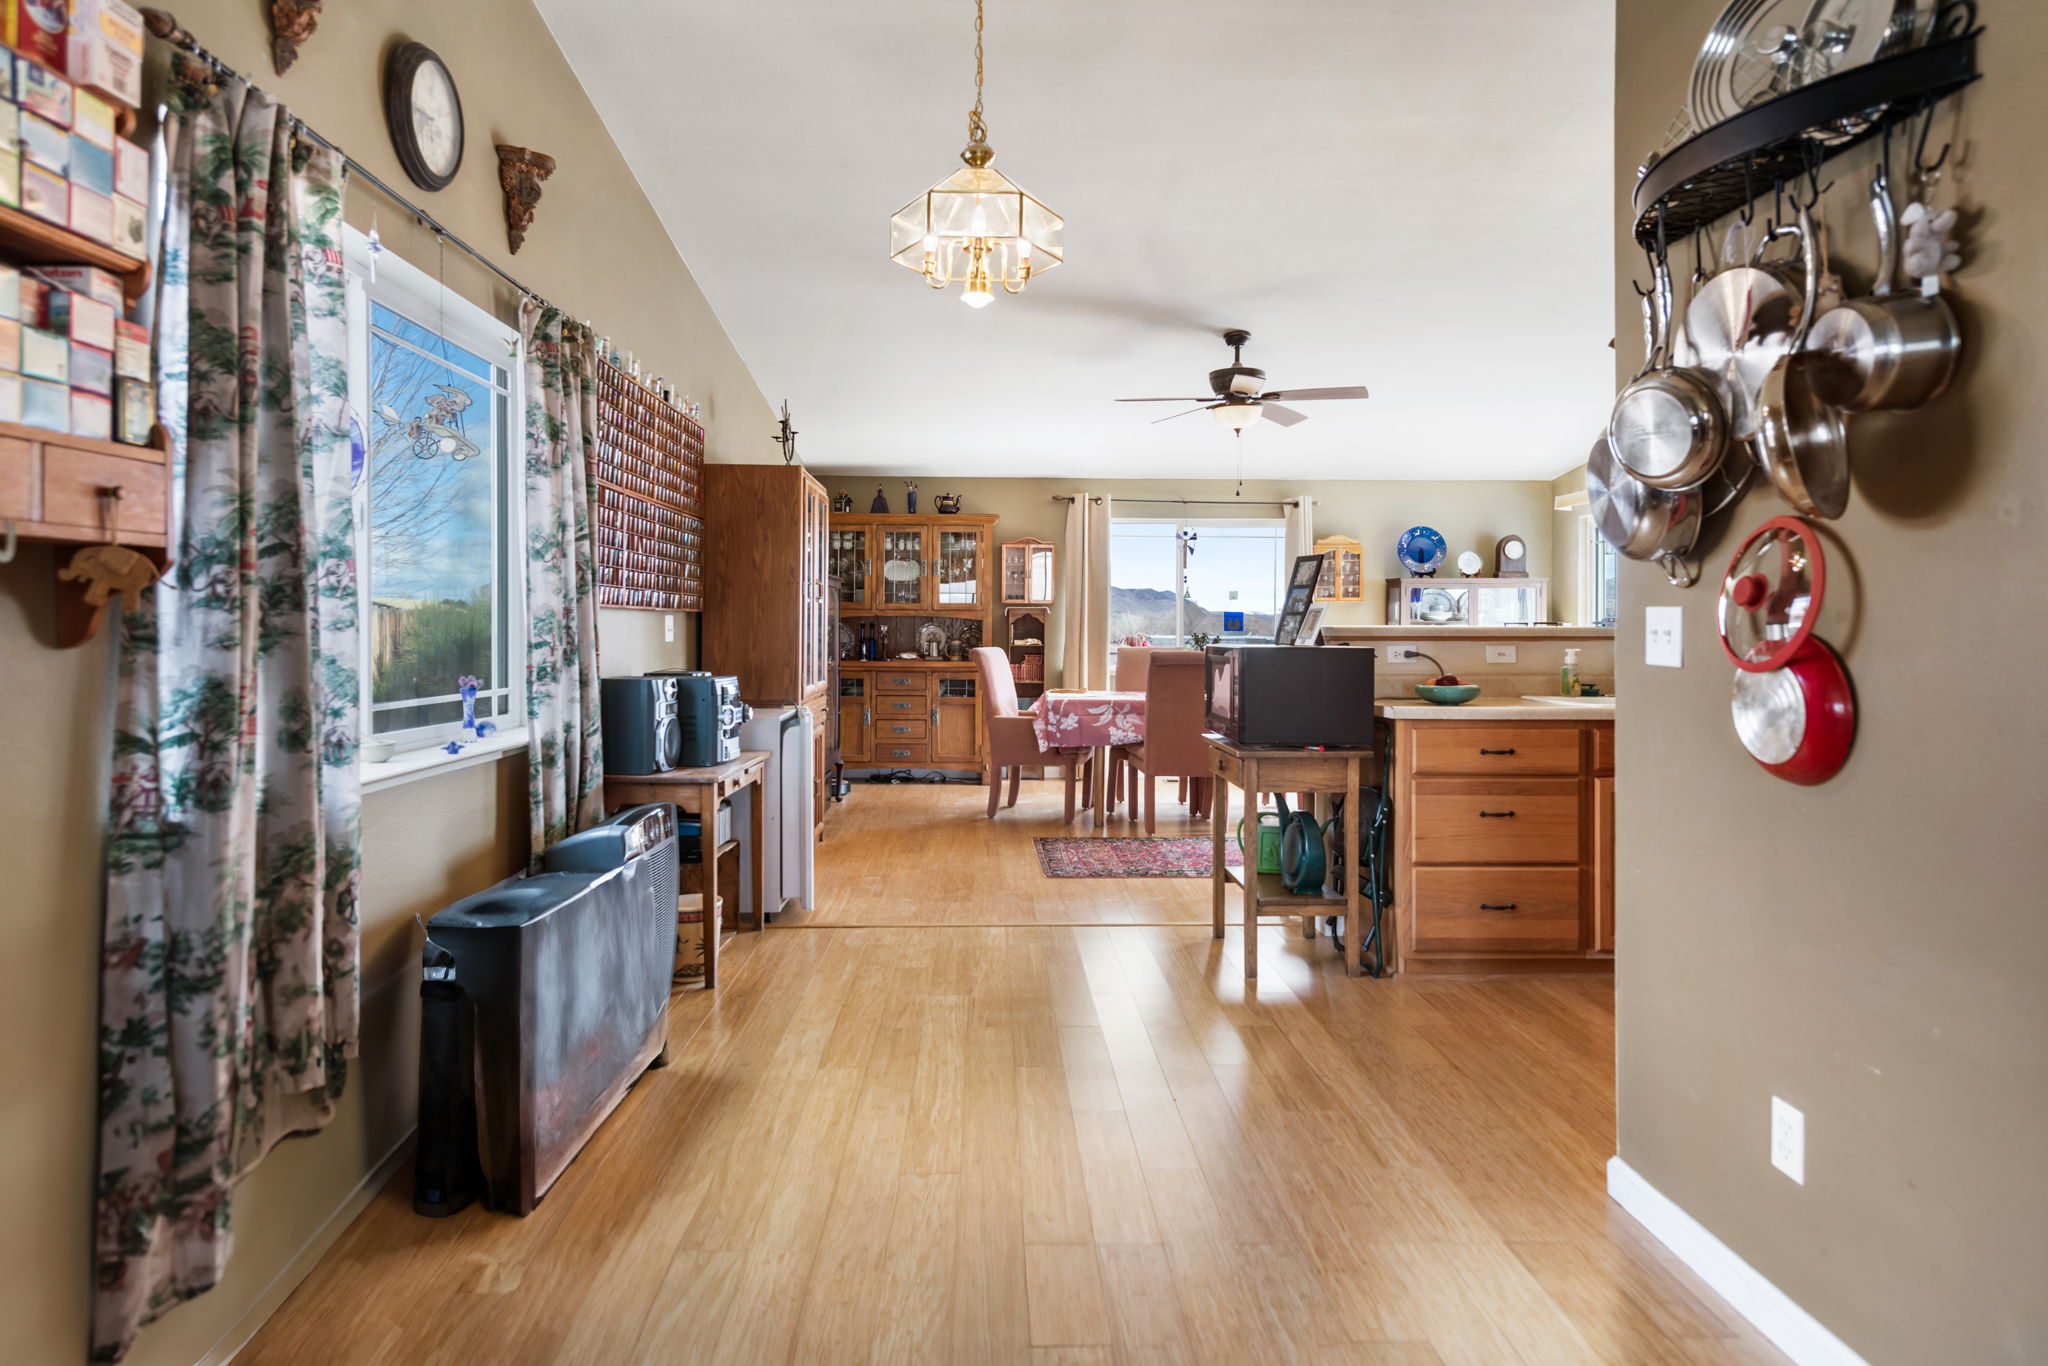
[1606,1156,1870,1366]
[199,1129,416,1366]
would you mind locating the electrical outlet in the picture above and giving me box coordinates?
[1771,1097,1805,1184]
[663,614,675,643]
[1386,645,1422,663]
[1485,644,1516,664]
[1645,605,1684,667]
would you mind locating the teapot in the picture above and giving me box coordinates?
[935,492,963,514]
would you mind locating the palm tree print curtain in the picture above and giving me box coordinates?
[520,301,604,863]
[93,64,359,1362]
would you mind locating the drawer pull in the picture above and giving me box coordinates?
[1477,810,1516,818]
[889,749,912,758]
[888,725,912,734]
[1479,903,1518,911]
[1478,747,1516,755]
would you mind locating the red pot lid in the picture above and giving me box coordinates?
[1729,637,1855,785]
[1719,515,1826,671]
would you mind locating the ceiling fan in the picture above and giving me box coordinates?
[1116,329,1370,432]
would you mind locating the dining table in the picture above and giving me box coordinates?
[1028,689,1146,833]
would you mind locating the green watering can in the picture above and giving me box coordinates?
[1237,810,1282,875]
[1275,795,1326,896]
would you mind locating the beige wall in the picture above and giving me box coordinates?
[1613,4,2048,1363]
[814,474,1561,685]
[1549,463,1590,627]
[0,2,770,1362]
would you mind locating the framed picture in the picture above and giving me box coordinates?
[1274,555,1325,646]
[1289,552,1325,590]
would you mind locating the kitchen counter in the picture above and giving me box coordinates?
[1326,625,1615,644]
[1374,696,1615,721]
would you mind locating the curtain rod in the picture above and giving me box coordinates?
[141,9,568,321]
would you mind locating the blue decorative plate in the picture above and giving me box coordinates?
[1397,525,1447,575]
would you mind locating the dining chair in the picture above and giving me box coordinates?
[1110,649,1212,834]
[972,647,1095,821]
[1106,648,1154,814]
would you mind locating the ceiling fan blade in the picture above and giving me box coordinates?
[1261,402,1309,427]
[1261,385,1370,402]
[1116,396,1213,403]
[1150,406,1213,424]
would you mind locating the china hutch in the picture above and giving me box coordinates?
[828,511,998,781]
[1312,535,1364,602]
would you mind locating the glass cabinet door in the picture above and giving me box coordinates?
[878,527,928,609]
[934,527,983,608]
[1470,581,1547,626]
[829,527,871,606]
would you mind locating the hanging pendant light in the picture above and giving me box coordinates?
[889,0,1063,306]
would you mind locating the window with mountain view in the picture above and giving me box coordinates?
[1109,517,1289,650]
[347,234,522,747]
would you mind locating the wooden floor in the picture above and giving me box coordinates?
[239,785,1787,1366]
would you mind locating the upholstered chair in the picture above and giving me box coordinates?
[973,647,1095,821]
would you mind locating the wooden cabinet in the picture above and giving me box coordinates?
[827,524,874,609]
[835,663,989,779]
[704,464,832,706]
[828,513,996,615]
[1313,535,1364,602]
[1388,718,1614,975]
[933,674,980,766]
[838,675,871,765]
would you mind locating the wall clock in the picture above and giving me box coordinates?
[384,42,464,191]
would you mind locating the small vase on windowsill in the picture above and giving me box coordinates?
[458,675,481,739]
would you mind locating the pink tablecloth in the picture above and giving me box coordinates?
[1029,690,1147,750]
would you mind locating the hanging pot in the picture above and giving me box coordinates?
[1687,204,1816,440]
[1807,167,1961,412]
[1718,515,1826,670]
[1730,637,1856,784]
[1588,434,1703,586]
[1609,249,1731,490]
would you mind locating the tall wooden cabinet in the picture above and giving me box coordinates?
[704,464,833,833]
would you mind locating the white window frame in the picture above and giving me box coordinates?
[343,226,527,757]
[1110,514,1289,648]
[1579,513,1618,628]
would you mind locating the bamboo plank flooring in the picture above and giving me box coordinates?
[235,785,1787,1366]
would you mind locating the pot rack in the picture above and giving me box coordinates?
[1632,13,1981,250]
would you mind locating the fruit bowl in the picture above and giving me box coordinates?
[1414,683,1481,705]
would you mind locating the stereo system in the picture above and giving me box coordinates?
[601,672,747,773]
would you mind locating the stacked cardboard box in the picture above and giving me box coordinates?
[0,260,151,440]
[2,51,147,250]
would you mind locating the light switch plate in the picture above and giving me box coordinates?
[1645,605,1683,667]
[663,614,675,643]
[1485,644,1516,664]
[1771,1096,1805,1184]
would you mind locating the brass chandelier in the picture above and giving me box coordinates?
[889,0,1063,307]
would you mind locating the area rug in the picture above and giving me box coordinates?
[1034,836,1244,878]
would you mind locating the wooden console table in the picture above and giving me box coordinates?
[1207,735,1370,979]
[604,750,768,988]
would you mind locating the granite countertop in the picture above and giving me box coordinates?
[1373,695,1616,721]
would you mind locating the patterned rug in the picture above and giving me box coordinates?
[1034,836,1244,878]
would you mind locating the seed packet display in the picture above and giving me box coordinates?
[19,322,64,381]
[69,183,111,244]
[34,264,120,306]
[112,135,144,200]
[112,316,146,378]
[69,339,111,394]
[18,106,68,173]
[0,265,17,320]
[49,287,115,349]
[72,85,114,149]
[0,144,17,209]
[18,158,62,222]
[70,131,112,195]
[21,375,66,431]
[71,388,112,441]
[14,56,69,127]
[4,2,69,77]
[110,192,142,255]
[0,317,18,370]
[0,370,19,423]
[67,0,143,110]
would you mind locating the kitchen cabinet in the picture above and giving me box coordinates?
[836,662,990,781]
[1384,716,1613,974]
[828,524,874,609]
[933,674,980,767]
[1313,535,1364,602]
[828,513,996,616]
[838,675,871,766]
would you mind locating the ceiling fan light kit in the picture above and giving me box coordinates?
[890,0,1062,306]
[1116,329,1369,435]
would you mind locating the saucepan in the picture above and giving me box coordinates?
[1608,248,1731,491]
[1750,203,1853,519]
[1807,167,1961,412]
[1588,434,1701,587]
[1688,205,1816,440]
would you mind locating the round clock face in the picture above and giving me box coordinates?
[1502,538,1525,561]
[386,43,464,191]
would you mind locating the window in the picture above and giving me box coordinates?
[344,231,523,750]
[1581,514,1618,628]
[1109,517,1289,649]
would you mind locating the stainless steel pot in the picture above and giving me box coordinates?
[1588,434,1703,586]
[1608,254,1731,490]
[1688,205,1816,439]
[1807,168,1961,411]
[1751,207,1852,519]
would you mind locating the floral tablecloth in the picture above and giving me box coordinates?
[1030,690,1147,750]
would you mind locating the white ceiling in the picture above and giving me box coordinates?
[535,0,1615,481]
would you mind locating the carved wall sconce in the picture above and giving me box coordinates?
[495,145,556,255]
[269,0,324,74]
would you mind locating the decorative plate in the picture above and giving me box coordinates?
[882,559,921,583]
[1397,525,1447,575]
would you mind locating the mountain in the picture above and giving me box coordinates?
[1108,584,1275,643]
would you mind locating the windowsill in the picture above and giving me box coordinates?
[360,727,529,795]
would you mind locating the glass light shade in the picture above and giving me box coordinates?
[1212,403,1262,431]
[891,163,1064,290]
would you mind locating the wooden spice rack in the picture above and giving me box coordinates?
[592,360,707,612]
[0,205,151,303]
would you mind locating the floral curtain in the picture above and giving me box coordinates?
[519,301,604,863]
[93,65,358,1363]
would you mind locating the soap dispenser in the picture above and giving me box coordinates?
[1560,648,1581,697]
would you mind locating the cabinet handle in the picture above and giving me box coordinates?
[863,707,870,724]
[931,707,939,725]
[890,725,912,734]
[1479,903,1518,911]
[1478,810,1516,818]
[1479,748,1516,756]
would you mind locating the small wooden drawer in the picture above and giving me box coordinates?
[874,718,929,740]
[874,671,931,694]
[1410,725,1583,777]
[43,446,168,538]
[0,437,36,522]
[873,741,930,764]
[1411,778,1580,865]
[875,694,927,716]
[1592,724,1614,774]
[1410,867,1582,953]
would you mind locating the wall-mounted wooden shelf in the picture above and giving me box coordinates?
[0,205,151,303]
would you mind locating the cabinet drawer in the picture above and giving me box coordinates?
[43,447,167,538]
[1411,778,1580,865]
[0,437,35,521]
[874,693,928,716]
[872,740,930,764]
[1592,724,1614,774]
[1410,726,1582,776]
[1411,867,1582,953]
[874,671,931,694]
[874,718,929,741]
